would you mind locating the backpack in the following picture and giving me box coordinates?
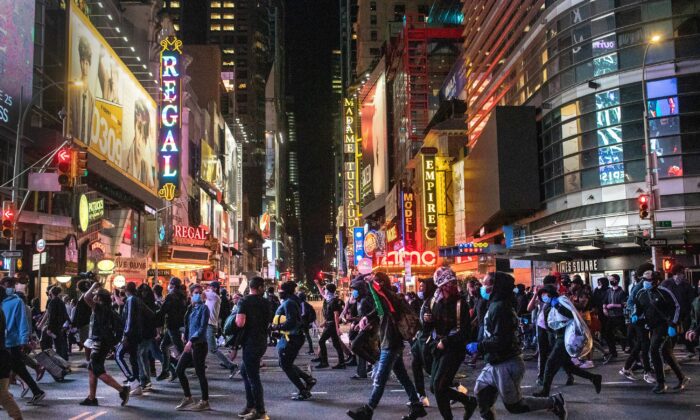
[391,293,420,341]
[223,311,238,336]
[110,310,124,345]
[302,302,317,324]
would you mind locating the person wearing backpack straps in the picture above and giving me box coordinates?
[297,292,316,354]
[157,277,187,381]
[115,282,144,396]
[347,272,427,420]
[79,281,130,407]
[632,271,689,393]
[427,267,477,420]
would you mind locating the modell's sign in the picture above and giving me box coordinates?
[378,250,437,267]
[173,225,209,246]
[402,190,416,250]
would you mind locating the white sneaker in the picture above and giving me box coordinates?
[130,386,143,396]
[190,400,211,411]
[619,369,638,381]
[643,372,657,384]
[580,360,595,369]
[175,396,194,410]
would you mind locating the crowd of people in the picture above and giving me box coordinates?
[0,261,698,420]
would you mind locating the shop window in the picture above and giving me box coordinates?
[647,78,677,98]
[593,52,618,76]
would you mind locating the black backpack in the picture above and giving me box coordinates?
[110,310,124,345]
[303,301,317,324]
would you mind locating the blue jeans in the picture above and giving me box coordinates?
[137,338,164,386]
[160,328,184,374]
[240,341,267,412]
[368,346,420,409]
[207,324,236,371]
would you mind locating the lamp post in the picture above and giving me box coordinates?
[9,81,80,277]
[641,34,662,269]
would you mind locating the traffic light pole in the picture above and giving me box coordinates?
[641,41,660,271]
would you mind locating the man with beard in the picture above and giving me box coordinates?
[467,272,566,420]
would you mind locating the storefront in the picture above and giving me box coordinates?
[554,254,650,291]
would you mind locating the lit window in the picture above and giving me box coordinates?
[223,60,235,66]
[174,23,180,31]
[223,14,234,20]
[171,1,180,8]
[238,83,247,89]
[211,24,221,31]
[223,24,235,31]
[211,1,221,7]
[211,13,221,19]
[223,48,235,54]
[223,1,234,7]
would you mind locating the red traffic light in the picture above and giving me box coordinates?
[638,194,650,219]
[638,195,649,205]
[662,257,675,273]
[56,147,74,186]
[2,201,16,239]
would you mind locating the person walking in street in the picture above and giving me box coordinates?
[632,271,689,393]
[620,268,655,384]
[236,277,272,420]
[661,264,697,358]
[349,276,376,381]
[79,282,130,407]
[686,281,700,360]
[602,274,628,362]
[467,272,567,420]
[272,281,317,401]
[313,282,346,369]
[533,285,602,398]
[204,281,238,375]
[136,283,162,394]
[266,287,281,347]
[41,286,69,360]
[347,272,427,420]
[427,267,478,420]
[157,277,187,381]
[1,277,45,405]
[115,282,143,395]
[297,292,316,355]
[410,278,436,405]
[0,286,23,419]
[72,280,94,366]
[175,284,211,411]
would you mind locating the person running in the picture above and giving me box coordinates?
[347,272,427,420]
[428,267,478,420]
[236,277,272,420]
[1,277,45,404]
[313,282,346,369]
[297,292,316,355]
[467,272,566,420]
[620,269,654,384]
[204,281,238,375]
[157,277,187,381]
[533,285,602,398]
[410,278,436,405]
[633,271,689,393]
[0,286,23,419]
[272,280,317,401]
[115,282,143,395]
[348,276,376,381]
[174,284,211,411]
[602,274,627,362]
[79,282,130,407]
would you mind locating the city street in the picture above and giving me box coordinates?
[18,343,700,420]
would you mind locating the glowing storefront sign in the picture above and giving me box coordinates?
[422,153,438,239]
[173,225,209,246]
[344,97,360,238]
[378,250,437,267]
[158,36,183,201]
[402,191,416,250]
[353,227,365,265]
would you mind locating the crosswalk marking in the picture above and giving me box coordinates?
[69,412,92,420]
[84,411,108,420]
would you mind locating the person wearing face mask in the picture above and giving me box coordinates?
[602,274,628,362]
[312,282,346,369]
[410,278,436,405]
[427,267,477,420]
[468,272,567,420]
[633,271,687,393]
[533,285,602,398]
[476,277,493,341]
[620,269,655,383]
[686,283,700,361]
[203,281,238,375]
[175,284,211,411]
[348,276,376,380]
[271,281,317,400]
[115,282,145,396]
[0,286,23,419]
[156,277,187,381]
[661,264,697,357]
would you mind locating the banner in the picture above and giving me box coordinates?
[66,5,158,194]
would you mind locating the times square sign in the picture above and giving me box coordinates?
[158,36,183,201]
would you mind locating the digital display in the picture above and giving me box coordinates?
[593,53,617,77]
[648,97,678,118]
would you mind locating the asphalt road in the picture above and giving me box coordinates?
[16,341,700,420]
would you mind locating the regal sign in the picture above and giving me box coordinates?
[158,36,183,201]
[422,152,438,239]
[379,250,437,267]
[173,225,209,246]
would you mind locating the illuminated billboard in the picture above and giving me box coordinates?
[361,73,388,204]
[422,153,438,239]
[0,0,35,130]
[66,5,158,194]
[343,97,360,237]
[201,140,223,194]
[158,36,183,201]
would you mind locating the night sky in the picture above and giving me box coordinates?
[286,1,338,280]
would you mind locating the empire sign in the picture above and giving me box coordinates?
[422,151,438,239]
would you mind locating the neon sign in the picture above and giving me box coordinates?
[402,190,416,250]
[173,225,209,246]
[379,250,437,267]
[344,97,360,239]
[353,227,365,265]
[422,152,438,239]
[158,36,183,201]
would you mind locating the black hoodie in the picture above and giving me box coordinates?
[477,273,520,365]
[158,289,187,330]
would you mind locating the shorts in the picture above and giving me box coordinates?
[88,343,110,377]
[474,356,525,405]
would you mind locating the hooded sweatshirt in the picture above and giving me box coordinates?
[2,291,30,347]
[477,273,520,365]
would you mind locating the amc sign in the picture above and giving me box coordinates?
[379,250,437,267]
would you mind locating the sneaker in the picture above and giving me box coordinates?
[672,377,690,392]
[310,357,322,363]
[331,363,346,369]
[347,405,373,420]
[243,409,269,420]
[652,383,667,394]
[175,396,194,410]
[350,374,367,380]
[21,386,30,398]
[402,402,428,420]
[156,371,170,381]
[119,386,130,406]
[565,376,575,386]
[169,373,178,383]
[130,385,143,396]
[28,391,46,405]
[190,400,211,411]
[580,360,595,369]
[643,372,657,384]
[420,395,430,407]
[602,353,614,365]
[291,389,312,401]
[464,396,477,419]
[238,407,253,418]
[79,397,98,406]
[306,350,315,355]
[36,366,46,382]
[305,377,317,392]
[684,351,697,360]
[143,382,153,392]
[550,393,567,420]
[592,374,602,394]
[619,368,638,381]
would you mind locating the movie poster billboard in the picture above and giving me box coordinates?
[0,0,35,130]
[66,5,158,194]
[360,73,388,204]
[201,140,224,194]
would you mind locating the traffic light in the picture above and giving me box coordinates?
[56,147,73,187]
[662,257,675,273]
[638,194,650,219]
[74,149,88,178]
[2,201,16,239]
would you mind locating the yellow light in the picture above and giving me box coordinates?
[113,275,126,288]
[650,34,661,43]
[56,275,72,283]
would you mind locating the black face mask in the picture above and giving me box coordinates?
[611,281,619,287]
[279,291,289,300]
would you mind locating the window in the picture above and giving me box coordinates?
[371,31,378,41]
[211,24,221,31]
[211,13,221,19]
[223,14,234,20]
[592,33,616,56]
[593,52,617,76]
[223,1,234,7]
[371,15,377,25]
[648,97,679,117]
[649,116,680,137]
[170,1,180,8]
[370,47,380,56]
[211,1,221,7]
[223,24,235,31]
[647,78,677,98]
[370,1,377,12]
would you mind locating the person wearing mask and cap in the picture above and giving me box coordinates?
[175,284,211,411]
[467,272,567,420]
[312,282,346,369]
[426,267,477,419]
[157,277,187,381]
[602,274,628,362]
[271,281,317,400]
[632,271,688,393]
[533,285,602,398]
[661,264,697,358]
[620,265,655,383]
[204,281,237,375]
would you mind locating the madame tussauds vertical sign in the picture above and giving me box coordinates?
[158,36,182,201]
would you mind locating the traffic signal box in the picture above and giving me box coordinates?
[2,201,16,239]
[638,194,650,219]
[56,147,73,188]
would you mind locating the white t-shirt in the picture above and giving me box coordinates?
[204,290,221,327]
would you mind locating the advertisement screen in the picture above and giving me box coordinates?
[66,6,158,193]
[0,0,35,130]
[361,73,388,204]
[201,140,223,193]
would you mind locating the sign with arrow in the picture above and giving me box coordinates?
[0,250,22,258]
[645,239,667,247]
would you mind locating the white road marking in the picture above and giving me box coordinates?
[83,411,108,420]
[69,413,92,420]
[602,381,634,385]
[311,391,328,394]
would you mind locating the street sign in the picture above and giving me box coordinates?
[36,239,46,253]
[32,254,40,271]
[0,250,22,258]
[656,220,673,228]
[645,239,667,247]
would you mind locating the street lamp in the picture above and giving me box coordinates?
[641,34,662,269]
